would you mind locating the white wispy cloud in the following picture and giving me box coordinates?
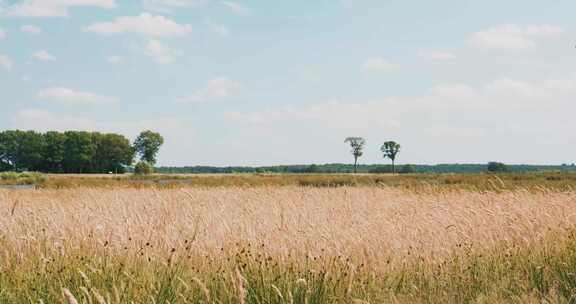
[142,0,208,12]
[221,1,250,16]
[0,27,6,39]
[363,57,399,71]
[178,77,240,103]
[143,39,177,64]
[106,56,124,64]
[209,22,229,36]
[469,24,564,50]
[2,0,116,18]
[419,51,455,60]
[226,74,576,129]
[84,13,192,37]
[33,50,55,61]
[21,24,42,34]
[37,87,117,105]
[0,53,13,70]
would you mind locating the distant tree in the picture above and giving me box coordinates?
[133,130,164,165]
[0,130,22,170]
[344,137,366,173]
[134,161,153,175]
[93,133,135,173]
[399,164,416,174]
[18,131,45,171]
[0,130,136,174]
[41,131,67,172]
[63,131,96,173]
[307,164,320,173]
[381,141,401,174]
[487,162,508,173]
[368,165,392,174]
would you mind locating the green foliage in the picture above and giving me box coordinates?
[487,162,509,173]
[0,172,45,185]
[133,130,164,165]
[381,141,401,174]
[134,161,154,175]
[3,236,576,303]
[399,164,417,174]
[0,130,135,174]
[92,133,135,174]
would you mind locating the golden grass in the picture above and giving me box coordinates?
[2,187,574,261]
[33,172,576,192]
[2,186,576,302]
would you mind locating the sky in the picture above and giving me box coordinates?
[0,0,575,166]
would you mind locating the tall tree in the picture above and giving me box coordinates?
[93,133,135,173]
[0,130,136,174]
[63,131,96,173]
[344,137,366,174]
[41,131,67,173]
[381,141,401,174]
[0,130,22,170]
[133,130,164,165]
[18,131,45,171]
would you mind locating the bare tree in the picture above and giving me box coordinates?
[344,137,366,173]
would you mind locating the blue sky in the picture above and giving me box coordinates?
[0,0,575,166]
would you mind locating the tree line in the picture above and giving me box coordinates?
[156,163,576,174]
[0,130,164,174]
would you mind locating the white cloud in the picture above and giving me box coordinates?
[106,55,124,64]
[419,51,455,60]
[0,28,6,39]
[33,50,55,61]
[13,109,188,137]
[142,0,207,12]
[470,24,564,50]
[210,23,229,36]
[84,13,192,37]
[21,24,42,34]
[2,0,116,18]
[221,1,250,16]
[37,87,117,105]
[178,77,240,103]
[225,74,576,129]
[144,39,177,64]
[363,57,399,71]
[0,53,13,70]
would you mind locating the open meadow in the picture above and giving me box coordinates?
[2,173,576,303]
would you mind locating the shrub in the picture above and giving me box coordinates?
[0,172,46,185]
[134,161,153,175]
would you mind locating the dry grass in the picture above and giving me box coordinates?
[34,172,576,191]
[2,186,576,302]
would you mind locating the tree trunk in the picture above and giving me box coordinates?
[392,160,395,175]
[353,157,358,174]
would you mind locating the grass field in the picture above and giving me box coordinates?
[2,174,576,303]
[23,171,576,192]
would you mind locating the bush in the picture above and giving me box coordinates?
[134,162,153,175]
[0,172,46,185]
